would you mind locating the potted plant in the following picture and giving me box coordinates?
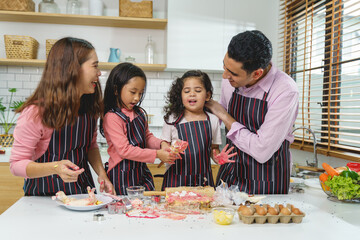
[0,88,24,147]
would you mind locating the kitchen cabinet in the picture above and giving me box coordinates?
[0,10,167,71]
[167,0,279,71]
[0,162,24,215]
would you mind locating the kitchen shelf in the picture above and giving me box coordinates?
[0,59,166,72]
[0,10,167,29]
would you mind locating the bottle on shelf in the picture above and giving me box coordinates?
[39,0,59,13]
[145,35,154,64]
[66,0,81,15]
[89,0,103,16]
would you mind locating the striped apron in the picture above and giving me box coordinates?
[216,89,291,194]
[107,108,155,195]
[24,114,96,196]
[162,113,214,190]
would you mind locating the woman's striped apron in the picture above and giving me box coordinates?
[24,114,96,196]
[162,113,214,190]
[216,89,290,194]
[107,108,155,195]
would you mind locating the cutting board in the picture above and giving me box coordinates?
[143,186,215,197]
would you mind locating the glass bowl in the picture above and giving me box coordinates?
[212,207,235,225]
[126,186,145,199]
[320,180,360,203]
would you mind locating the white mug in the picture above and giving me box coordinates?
[89,0,103,16]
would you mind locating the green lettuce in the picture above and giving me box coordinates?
[325,175,360,200]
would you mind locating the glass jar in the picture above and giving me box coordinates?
[145,35,154,64]
[39,0,59,14]
[67,0,81,15]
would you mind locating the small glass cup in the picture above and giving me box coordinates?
[126,186,145,200]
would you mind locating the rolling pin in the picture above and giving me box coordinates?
[143,191,166,196]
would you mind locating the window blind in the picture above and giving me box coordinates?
[278,0,360,161]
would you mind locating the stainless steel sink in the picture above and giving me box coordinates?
[295,170,321,179]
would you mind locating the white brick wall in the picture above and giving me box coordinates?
[0,66,223,139]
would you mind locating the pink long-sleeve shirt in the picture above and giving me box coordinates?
[9,105,98,178]
[103,108,162,172]
[220,64,299,163]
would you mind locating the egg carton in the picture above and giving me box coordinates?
[238,203,305,224]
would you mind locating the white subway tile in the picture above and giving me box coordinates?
[150,92,165,100]
[8,81,23,89]
[23,67,39,74]
[0,79,7,88]
[15,74,31,82]
[15,89,31,97]
[158,72,172,79]
[23,81,38,89]
[157,100,166,108]
[141,100,156,108]
[0,88,10,96]
[157,86,169,93]
[7,66,23,73]
[148,78,164,86]
[145,85,157,93]
[145,71,159,79]
[1,73,15,81]
[0,66,7,73]
[214,73,223,80]
[30,75,41,82]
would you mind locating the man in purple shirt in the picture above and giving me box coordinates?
[206,30,299,194]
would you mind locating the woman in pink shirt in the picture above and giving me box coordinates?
[206,31,299,194]
[10,37,114,196]
[100,63,177,195]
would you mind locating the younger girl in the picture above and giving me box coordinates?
[161,70,236,190]
[100,63,177,195]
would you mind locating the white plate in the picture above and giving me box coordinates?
[55,194,112,211]
[304,178,321,189]
[290,177,304,185]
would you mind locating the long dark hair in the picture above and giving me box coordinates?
[100,62,147,136]
[163,70,213,122]
[17,37,102,129]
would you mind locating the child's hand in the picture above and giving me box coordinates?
[213,144,237,165]
[157,149,179,164]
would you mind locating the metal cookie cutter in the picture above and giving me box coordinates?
[93,213,105,221]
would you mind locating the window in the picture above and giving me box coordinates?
[278,0,360,161]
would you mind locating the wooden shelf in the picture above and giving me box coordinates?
[0,59,166,72]
[0,11,167,29]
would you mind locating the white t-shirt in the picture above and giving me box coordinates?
[161,111,222,146]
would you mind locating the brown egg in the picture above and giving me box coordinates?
[292,208,303,215]
[267,207,279,215]
[238,205,247,213]
[280,207,291,215]
[241,207,254,216]
[256,206,267,216]
[278,204,284,210]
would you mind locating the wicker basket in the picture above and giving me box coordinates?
[4,35,39,59]
[119,0,153,18]
[46,39,58,58]
[0,0,35,12]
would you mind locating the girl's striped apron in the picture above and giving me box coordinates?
[107,108,155,195]
[24,114,96,196]
[162,113,214,190]
[216,89,290,194]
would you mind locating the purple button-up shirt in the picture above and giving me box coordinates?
[220,65,299,163]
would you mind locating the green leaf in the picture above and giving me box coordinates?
[8,88,17,93]
[10,100,24,110]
